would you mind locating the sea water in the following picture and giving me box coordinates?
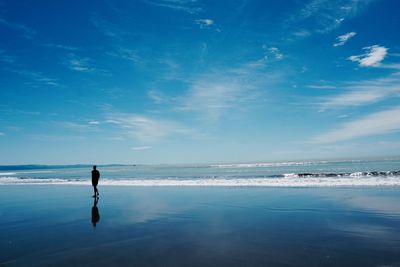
[1,158,400,186]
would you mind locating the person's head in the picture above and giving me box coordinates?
[93,165,97,170]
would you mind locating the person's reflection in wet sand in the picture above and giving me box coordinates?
[91,197,100,227]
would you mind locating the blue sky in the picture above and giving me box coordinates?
[0,0,400,165]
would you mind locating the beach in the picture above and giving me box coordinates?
[2,0,400,266]
[1,185,400,266]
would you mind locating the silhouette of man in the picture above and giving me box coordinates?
[91,197,100,227]
[91,165,100,197]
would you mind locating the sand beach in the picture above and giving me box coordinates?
[1,185,400,266]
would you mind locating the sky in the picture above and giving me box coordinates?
[0,0,400,165]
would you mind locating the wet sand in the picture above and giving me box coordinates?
[1,185,400,266]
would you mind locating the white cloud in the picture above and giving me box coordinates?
[0,49,16,63]
[131,146,152,151]
[42,43,79,51]
[143,52,282,125]
[379,63,400,70]
[106,49,140,63]
[68,60,91,72]
[266,47,283,60]
[176,63,272,122]
[292,29,311,38]
[145,0,202,14]
[147,90,170,104]
[107,136,126,141]
[320,73,400,109]
[88,121,100,125]
[178,81,246,121]
[10,69,59,87]
[308,85,336,89]
[58,121,98,132]
[259,46,283,62]
[195,19,214,29]
[0,132,5,136]
[0,17,37,39]
[348,45,388,67]
[106,113,194,143]
[66,54,95,72]
[162,53,282,122]
[322,90,390,108]
[31,134,86,142]
[333,31,356,46]
[90,14,132,38]
[287,0,371,34]
[311,106,400,143]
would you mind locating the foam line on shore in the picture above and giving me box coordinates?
[1,176,400,187]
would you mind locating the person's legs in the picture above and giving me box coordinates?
[93,186,97,197]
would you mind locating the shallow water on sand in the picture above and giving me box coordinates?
[1,186,400,266]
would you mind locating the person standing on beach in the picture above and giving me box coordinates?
[91,165,100,197]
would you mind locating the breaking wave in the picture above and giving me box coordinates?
[1,170,400,187]
[210,161,330,168]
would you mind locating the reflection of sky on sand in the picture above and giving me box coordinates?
[313,189,400,217]
[334,223,399,242]
[105,189,197,224]
[342,195,400,217]
[2,186,400,266]
[306,189,400,250]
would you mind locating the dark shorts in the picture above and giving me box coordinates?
[92,180,98,186]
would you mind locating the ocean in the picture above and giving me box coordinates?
[1,158,400,186]
[1,159,400,266]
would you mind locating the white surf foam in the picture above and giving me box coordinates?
[211,161,329,168]
[1,176,400,187]
[0,172,16,176]
[18,170,54,174]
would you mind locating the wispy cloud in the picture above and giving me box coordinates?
[176,59,277,122]
[264,46,283,60]
[333,32,356,46]
[10,69,59,87]
[0,132,5,136]
[0,49,16,63]
[66,54,95,72]
[244,46,284,68]
[0,17,37,39]
[57,121,99,132]
[348,45,388,67]
[31,134,86,142]
[292,29,311,38]
[195,19,214,29]
[106,48,140,63]
[287,0,371,35]
[0,106,42,117]
[322,90,391,109]
[41,43,79,51]
[178,80,250,121]
[308,85,336,89]
[131,146,152,151]
[148,90,171,104]
[311,106,400,143]
[107,136,126,141]
[379,64,400,70]
[320,73,400,109]
[90,14,132,38]
[146,48,282,123]
[106,113,195,143]
[145,0,202,14]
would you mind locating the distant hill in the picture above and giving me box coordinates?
[0,164,127,171]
